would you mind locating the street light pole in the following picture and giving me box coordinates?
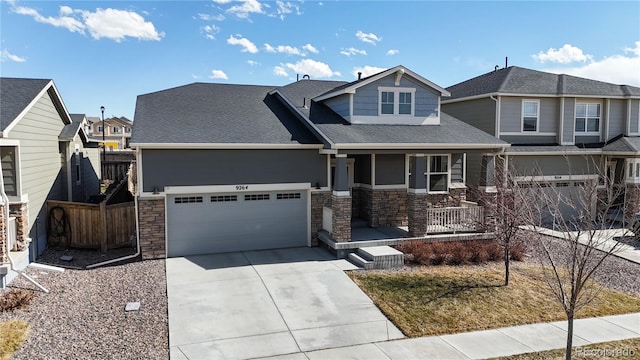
[100,106,105,185]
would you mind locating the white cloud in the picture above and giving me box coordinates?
[202,24,220,40]
[533,44,593,64]
[198,13,225,21]
[356,30,381,45]
[212,0,234,3]
[209,69,228,80]
[302,44,318,54]
[227,34,258,53]
[352,66,386,79]
[283,59,340,79]
[273,65,288,77]
[387,49,399,56]
[275,1,301,20]
[542,42,640,86]
[227,0,265,19]
[1,49,26,62]
[340,47,366,56]
[247,60,260,66]
[12,4,163,42]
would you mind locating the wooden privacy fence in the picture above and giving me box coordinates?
[47,200,135,251]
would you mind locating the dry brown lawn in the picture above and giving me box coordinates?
[0,320,29,360]
[348,262,640,337]
[490,337,640,360]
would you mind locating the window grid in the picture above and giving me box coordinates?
[245,194,270,201]
[399,92,412,115]
[522,100,539,132]
[427,155,449,192]
[175,196,203,204]
[575,103,600,133]
[211,195,237,202]
[381,92,394,114]
[277,193,301,200]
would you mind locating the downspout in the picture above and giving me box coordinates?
[85,192,140,269]
[490,95,500,137]
[0,167,48,292]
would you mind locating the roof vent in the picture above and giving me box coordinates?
[302,74,310,80]
[358,72,362,80]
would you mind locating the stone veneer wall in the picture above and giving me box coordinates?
[9,203,28,251]
[624,183,640,219]
[310,191,332,246]
[331,195,351,242]
[138,197,166,259]
[361,189,408,227]
[425,188,466,208]
[0,205,6,264]
[407,193,429,237]
[477,191,497,232]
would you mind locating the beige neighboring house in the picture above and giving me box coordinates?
[87,116,132,150]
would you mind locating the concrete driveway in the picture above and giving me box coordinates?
[166,247,404,360]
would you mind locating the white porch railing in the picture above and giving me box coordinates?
[425,206,484,234]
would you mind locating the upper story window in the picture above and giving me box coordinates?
[378,87,415,116]
[522,100,539,132]
[113,126,121,133]
[97,126,103,133]
[575,103,600,134]
[125,127,131,133]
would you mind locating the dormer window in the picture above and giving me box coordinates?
[378,87,415,116]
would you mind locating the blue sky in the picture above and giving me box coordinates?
[1,0,639,120]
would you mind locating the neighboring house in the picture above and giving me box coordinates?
[0,78,101,286]
[442,66,640,220]
[132,65,508,259]
[89,116,132,150]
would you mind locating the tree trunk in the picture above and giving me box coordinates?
[504,244,510,286]
[566,314,574,360]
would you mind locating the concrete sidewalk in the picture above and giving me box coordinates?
[296,313,640,360]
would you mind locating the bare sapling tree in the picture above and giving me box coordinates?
[523,156,632,360]
[476,156,530,286]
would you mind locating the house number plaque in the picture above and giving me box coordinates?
[235,185,249,191]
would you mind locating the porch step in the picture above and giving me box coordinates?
[349,246,404,270]
[348,252,374,270]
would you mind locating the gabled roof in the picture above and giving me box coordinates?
[132,82,322,146]
[603,137,640,154]
[314,65,450,102]
[445,66,640,101]
[60,113,91,142]
[1,77,54,132]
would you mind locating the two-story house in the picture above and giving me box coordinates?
[442,66,640,220]
[132,65,508,259]
[89,116,133,150]
[0,78,100,287]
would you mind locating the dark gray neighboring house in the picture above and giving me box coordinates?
[132,65,508,258]
[442,66,640,220]
[0,78,101,287]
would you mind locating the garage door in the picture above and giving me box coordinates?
[166,190,308,257]
[523,181,592,227]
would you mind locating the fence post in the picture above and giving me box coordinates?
[99,200,108,252]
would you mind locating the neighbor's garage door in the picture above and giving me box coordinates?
[166,190,308,257]
[523,181,593,226]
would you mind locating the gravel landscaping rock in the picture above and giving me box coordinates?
[0,249,168,360]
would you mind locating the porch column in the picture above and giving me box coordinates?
[480,154,496,189]
[408,155,429,237]
[478,154,498,231]
[332,155,351,242]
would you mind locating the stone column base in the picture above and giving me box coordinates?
[407,193,429,237]
[138,197,166,259]
[331,194,351,242]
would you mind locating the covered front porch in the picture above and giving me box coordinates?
[315,150,496,256]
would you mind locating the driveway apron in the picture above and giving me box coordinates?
[166,247,404,360]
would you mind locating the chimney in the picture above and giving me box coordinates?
[358,72,362,80]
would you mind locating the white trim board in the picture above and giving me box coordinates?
[164,182,311,195]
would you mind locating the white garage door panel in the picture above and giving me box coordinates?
[167,191,308,257]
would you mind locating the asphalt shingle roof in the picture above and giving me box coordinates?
[603,137,640,153]
[59,113,85,141]
[445,66,640,100]
[0,77,51,132]
[132,83,322,145]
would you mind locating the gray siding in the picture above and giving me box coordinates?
[352,75,439,118]
[632,99,640,133]
[375,154,405,185]
[353,154,371,184]
[8,90,67,252]
[608,99,626,139]
[323,94,350,117]
[500,97,559,137]
[465,153,483,188]
[575,135,601,145]
[451,153,464,183]
[441,97,496,136]
[562,98,576,144]
[500,135,557,145]
[511,155,602,177]
[142,149,327,192]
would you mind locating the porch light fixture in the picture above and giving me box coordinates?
[314,182,321,190]
[100,106,105,183]
[152,187,160,195]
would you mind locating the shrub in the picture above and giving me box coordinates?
[396,239,527,267]
[0,289,35,312]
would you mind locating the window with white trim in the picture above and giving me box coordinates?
[427,155,449,192]
[378,87,415,116]
[97,126,103,133]
[113,126,120,133]
[522,100,539,132]
[575,103,600,133]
